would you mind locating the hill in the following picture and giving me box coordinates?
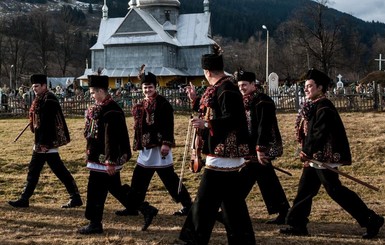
[3,0,385,42]
[1,0,385,82]
[179,0,385,43]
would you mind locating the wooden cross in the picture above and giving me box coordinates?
[374,54,385,71]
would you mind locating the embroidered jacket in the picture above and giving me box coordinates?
[243,91,283,158]
[84,96,131,165]
[296,97,352,165]
[29,90,70,149]
[132,93,175,151]
[192,76,249,158]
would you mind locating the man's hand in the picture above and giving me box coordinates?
[106,164,116,176]
[161,144,170,159]
[299,151,311,167]
[257,151,270,165]
[191,117,205,129]
[185,82,197,102]
[39,145,49,153]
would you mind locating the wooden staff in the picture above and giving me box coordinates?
[273,165,293,176]
[13,122,31,143]
[178,115,194,194]
[245,158,292,176]
[311,159,379,192]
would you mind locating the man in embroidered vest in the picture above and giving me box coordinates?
[279,68,384,239]
[8,74,82,209]
[78,75,158,234]
[115,65,192,219]
[179,46,256,245]
[235,69,290,225]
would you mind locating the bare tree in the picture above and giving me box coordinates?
[2,16,34,90]
[29,9,54,75]
[283,0,344,76]
[53,20,77,76]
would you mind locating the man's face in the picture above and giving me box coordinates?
[238,81,255,96]
[304,79,323,100]
[31,83,47,96]
[89,87,104,104]
[142,83,156,98]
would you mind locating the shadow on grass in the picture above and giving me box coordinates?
[0,203,384,245]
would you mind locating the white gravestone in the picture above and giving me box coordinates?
[268,72,279,93]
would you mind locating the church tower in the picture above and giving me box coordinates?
[102,0,108,20]
[133,0,180,25]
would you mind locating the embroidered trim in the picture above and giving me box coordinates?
[84,95,113,139]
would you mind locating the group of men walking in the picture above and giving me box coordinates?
[7,47,384,244]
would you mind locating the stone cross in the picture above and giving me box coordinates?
[374,54,385,71]
[336,74,344,88]
[337,74,342,82]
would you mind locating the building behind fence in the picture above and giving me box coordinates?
[1,83,384,118]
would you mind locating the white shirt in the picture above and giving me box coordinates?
[205,155,245,171]
[137,146,173,168]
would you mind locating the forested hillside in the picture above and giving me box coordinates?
[1,0,385,83]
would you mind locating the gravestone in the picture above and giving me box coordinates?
[268,72,279,94]
[336,74,344,94]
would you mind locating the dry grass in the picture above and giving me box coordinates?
[0,112,385,244]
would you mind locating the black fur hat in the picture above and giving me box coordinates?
[234,68,256,82]
[201,44,224,71]
[88,75,109,89]
[138,64,157,86]
[30,74,47,85]
[305,68,331,88]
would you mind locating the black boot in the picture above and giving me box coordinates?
[362,214,384,239]
[8,198,29,208]
[140,202,158,231]
[78,222,103,235]
[9,181,35,208]
[62,194,83,208]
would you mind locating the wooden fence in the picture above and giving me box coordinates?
[1,85,384,118]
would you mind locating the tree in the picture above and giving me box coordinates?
[283,0,344,76]
[88,3,94,14]
[3,16,34,89]
[29,9,54,75]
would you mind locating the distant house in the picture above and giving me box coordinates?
[78,0,215,88]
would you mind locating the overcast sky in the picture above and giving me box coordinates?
[328,0,385,23]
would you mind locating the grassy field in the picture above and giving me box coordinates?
[0,112,384,244]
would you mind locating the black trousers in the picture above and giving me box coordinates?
[21,151,79,200]
[85,171,135,224]
[180,169,256,245]
[130,164,192,208]
[286,166,375,228]
[240,161,290,214]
